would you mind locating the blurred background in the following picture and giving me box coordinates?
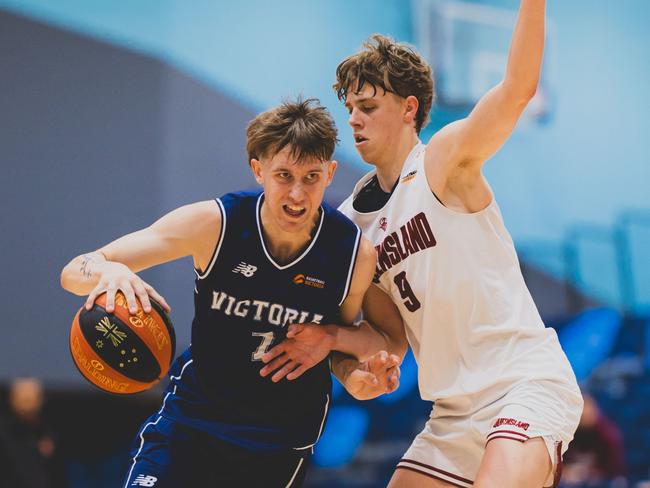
[1,0,649,486]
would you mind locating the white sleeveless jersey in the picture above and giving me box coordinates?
[339,143,578,402]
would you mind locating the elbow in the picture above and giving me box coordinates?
[60,262,83,296]
[60,266,71,292]
[60,271,67,291]
[503,78,539,106]
[521,82,539,103]
[60,267,77,295]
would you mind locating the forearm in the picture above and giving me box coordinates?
[330,352,360,389]
[327,320,392,362]
[60,251,107,295]
[504,0,545,96]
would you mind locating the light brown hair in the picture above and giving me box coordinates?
[334,34,434,133]
[246,98,338,164]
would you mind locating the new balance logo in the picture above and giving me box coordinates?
[132,474,158,486]
[232,262,257,277]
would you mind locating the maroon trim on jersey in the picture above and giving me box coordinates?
[397,458,474,486]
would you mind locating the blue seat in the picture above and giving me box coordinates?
[331,373,345,400]
[558,308,622,382]
[312,406,369,468]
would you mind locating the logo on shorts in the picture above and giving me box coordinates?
[379,217,388,231]
[493,417,530,430]
[132,474,158,486]
[232,262,258,277]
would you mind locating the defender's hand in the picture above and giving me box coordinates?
[344,351,400,401]
[84,261,170,315]
[260,323,335,382]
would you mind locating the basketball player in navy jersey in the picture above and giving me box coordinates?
[262,2,583,487]
[60,98,404,487]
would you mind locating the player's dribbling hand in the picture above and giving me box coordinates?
[260,323,335,382]
[84,261,170,315]
[344,351,400,401]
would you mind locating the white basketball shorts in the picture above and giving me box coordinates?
[397,379,583,487]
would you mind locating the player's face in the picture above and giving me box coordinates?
[250,145,337,235]
[345,82,417,166]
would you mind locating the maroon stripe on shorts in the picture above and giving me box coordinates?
[396,465,472,487]
[486,435,528,444]
[398,458,474,485]
[487,429,530,440]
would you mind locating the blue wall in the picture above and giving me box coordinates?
[1,0,648,305]
[0,0,412,167]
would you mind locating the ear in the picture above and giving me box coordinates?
[250,158,264,185]
[403,95,419,126]
[325,160,338,186]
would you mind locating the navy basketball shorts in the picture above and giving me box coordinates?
[122,415,310,488]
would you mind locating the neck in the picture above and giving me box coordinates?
[260,203,320,264]
[373,131,420,192]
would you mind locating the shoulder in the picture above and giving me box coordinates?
[424,120,492,204]
[348,236,377,293]
[158,200,222,229]
[171,200,223,238]
[357,236,377,266]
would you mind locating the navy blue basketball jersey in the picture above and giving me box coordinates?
[160,191,362,451]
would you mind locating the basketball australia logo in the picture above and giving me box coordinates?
[293,273,325,289]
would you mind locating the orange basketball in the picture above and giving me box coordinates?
[69,291,175,394]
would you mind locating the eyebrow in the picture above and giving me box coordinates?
[345,96,375,108]
[273,164,325,171]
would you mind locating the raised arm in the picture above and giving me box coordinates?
[60,200,221,313]
[428,0,545,175]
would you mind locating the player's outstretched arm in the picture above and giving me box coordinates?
[60,200,221,313]
[428,0,545,174]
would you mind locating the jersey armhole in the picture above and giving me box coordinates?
[194,198,226,280]
[338,225,362,306]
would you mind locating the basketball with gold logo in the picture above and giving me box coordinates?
[69,291,175,394]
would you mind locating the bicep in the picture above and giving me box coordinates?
[362,285,407,349]
[428,82,529,172]
[100,200,221,272]
[338,237,376,325]
[459,82,528,164]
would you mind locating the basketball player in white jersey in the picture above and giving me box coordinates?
[260,1,583,486]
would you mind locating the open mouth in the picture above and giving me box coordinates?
[354,135,368,145]
[283,204,306,218]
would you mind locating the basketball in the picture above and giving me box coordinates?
[69,291,176,394]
